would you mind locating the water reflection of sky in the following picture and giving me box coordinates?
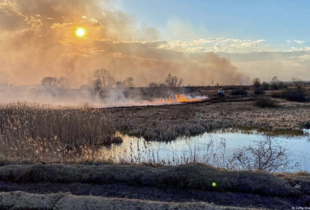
[96,130,310,172]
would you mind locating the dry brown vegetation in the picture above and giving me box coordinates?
[0,103,118,163]
[111,96,310,141]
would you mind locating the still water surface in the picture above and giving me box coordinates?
[95,129,310,172]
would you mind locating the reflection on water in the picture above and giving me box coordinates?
[92,129,310,172]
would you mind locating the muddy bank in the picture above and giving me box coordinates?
[0,163,309,209]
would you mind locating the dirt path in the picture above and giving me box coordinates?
[0,182,295,208]
[0,191,266,210]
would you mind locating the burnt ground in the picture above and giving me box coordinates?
[0,163,309,209]
[106,91,310,141]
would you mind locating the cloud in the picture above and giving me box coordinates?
[294,40,305,44]
[51,20,102,29]
[157,38,267,53]
[253,39,266,43]
[290,47,310,52]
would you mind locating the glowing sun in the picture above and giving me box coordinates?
[76,28,85,37]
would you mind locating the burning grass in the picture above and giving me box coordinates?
[149,94,204,104]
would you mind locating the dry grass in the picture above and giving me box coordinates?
[0,102,116,163]
[111,98,310,141]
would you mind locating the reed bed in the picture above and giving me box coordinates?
[0,101,308,172]
[0,102,115,163]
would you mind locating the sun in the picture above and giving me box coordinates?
[76,28,85,37]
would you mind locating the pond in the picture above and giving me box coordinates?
[92,129,310,172]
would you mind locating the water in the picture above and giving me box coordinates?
[93,129,310,172]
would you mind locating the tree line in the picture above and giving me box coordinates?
[41,70,183,90]
[41,69,183,99]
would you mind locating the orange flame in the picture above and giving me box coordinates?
[149,94,200,104]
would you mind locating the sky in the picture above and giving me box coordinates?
[0,0,309,87]
[119,0,310,81]
[120,0,310,48]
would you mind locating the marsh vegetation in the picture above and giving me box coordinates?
[0,80,309,167]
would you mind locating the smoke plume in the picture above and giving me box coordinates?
[0,0,249,88]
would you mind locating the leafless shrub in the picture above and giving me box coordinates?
[90,69,115,99]
[270,76,286,90]
[41,77,57,88]
[292,78,305,92]
[232,136,289,172]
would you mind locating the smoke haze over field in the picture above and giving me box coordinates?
[0,0,249,88]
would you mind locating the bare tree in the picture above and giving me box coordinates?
[178,78,183,87]
[270,76,286,90]
[292,78,305,92]
[123,77,135,88]
[165,73,183,87]
[232,136,289,172]
[93,69,115,88]
[41,77,57,88]
[91,69,115,98]
[56,76,70,89]
[165,73,173,87]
